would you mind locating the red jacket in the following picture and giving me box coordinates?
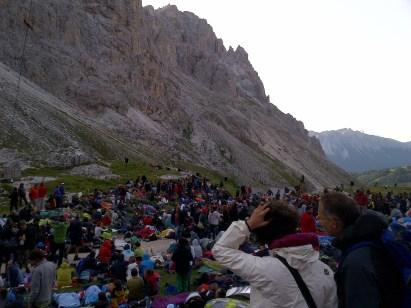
[38,185,47,198]
[102,215,112,226]
[29,187,39,200]
[355,192,368,206]
[99,240,112,263]
[300,212,317,233]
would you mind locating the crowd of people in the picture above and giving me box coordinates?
[0,169,410,307]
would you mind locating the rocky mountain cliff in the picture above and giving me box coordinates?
[0,0,349,189]
[311,129,411,172]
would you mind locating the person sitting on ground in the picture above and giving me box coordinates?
[390,204,403,220]
[134,240,145,259]
[212,200,337,308]
[122,244,134,262]
[110,280,126,308]
[127,268,145,303]
[139,254,155,278]
[56,260,75,289]
[127,256,139,280]
[190,239,203,264]
[110,254,127,282]
[318,192,404,308]
[93,292,109,308]
[80,251,98,274]
[144,269,160,297]
[7,260,24,288]
[99,240,112,264]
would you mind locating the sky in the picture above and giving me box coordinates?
[143,0,411,142]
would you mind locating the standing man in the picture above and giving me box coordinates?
[28,249,56,308]
[38,183,47,211]
[9,187,18,212]
[318,192,404,308]
[208,207,221,240]
[68,215,82,261]
[54,185,63,208]
[172,238,193,292]
[29,184,39,210]
[51,216,69,266]
[18,183,28,207]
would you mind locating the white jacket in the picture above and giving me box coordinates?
[212,221,338,308]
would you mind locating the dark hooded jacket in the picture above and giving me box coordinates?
[333,210,404,308]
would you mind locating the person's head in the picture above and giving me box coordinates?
[318,192,361,237]
[98,292,107,302]
[253,200,299,244]
[144,268,154,279]
[306,205,313,214]
[129,256,136,263]
[29,249,45,266]
[117,253,124,262]
[114,279,122,290]
[131,268,138,277]
[215,288,226,298]
[11,223,18,233]
[19,220,27,230]
[178,238,189,248]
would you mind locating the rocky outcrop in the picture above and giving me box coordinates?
[0,0,349,189]
[70,164,120,180]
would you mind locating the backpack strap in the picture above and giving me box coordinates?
[276,255,318,308]
[339,241,376,268]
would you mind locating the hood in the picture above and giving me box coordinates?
[192,239,200,246]
[269,233,320,269]
[333,210,388,251]
[59,261,69,269]
[143,254,150,261]
[271,245,319,269]
[269,233,319,251]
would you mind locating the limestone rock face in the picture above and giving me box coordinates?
[70,164,120,180]
[0,0,349,189]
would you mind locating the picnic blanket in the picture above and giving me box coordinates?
[151,292,190,308]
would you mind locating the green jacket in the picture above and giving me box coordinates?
[52,222,69,244]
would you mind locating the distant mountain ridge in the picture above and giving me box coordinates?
[355,166,411,187]
[310,129,411,172]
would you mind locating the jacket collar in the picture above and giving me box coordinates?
[269,233,319,251]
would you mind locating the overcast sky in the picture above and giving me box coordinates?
[143,0,411,142]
